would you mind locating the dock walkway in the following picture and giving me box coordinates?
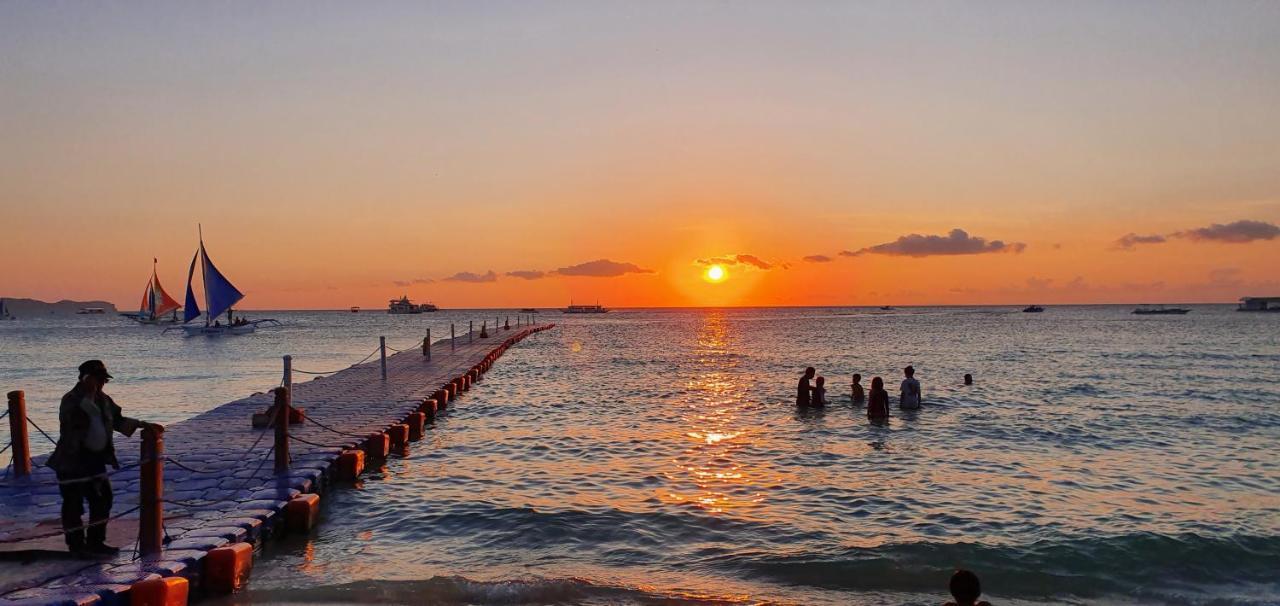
[0,323,554,605]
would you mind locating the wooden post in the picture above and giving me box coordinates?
[469,321,473,343]
[451,324,455,351]
[6,391,31,478]
[379,336,387,380]
[423,329,431,359]
[283,355,292,400]
[139,426,164,556]
[274,387,289,474]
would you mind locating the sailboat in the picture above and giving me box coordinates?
[124,259,182,324]
[177,227,279,336]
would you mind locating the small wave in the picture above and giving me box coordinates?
[228,576,771,605]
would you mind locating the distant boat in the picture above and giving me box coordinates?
[350,306,360,313]
[1022,305,1045,313]
[0,298,13,321]
[76,308,106,315]
[879,306,894,311]
[126,259,182,324]
[1238,297,1280,312]
[1133,306,1190,315]
[563,302,608,314]
[388,296,438,314]
[520,308,538,313]
[176,226,279,336]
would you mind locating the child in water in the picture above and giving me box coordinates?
[812,376,828,406]
[867,377,889,418]
[851,373,865,403]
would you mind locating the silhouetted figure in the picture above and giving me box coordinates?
[900,365,921,410]
[48,360,162,557]
[851,373,865,403]
[812,376,828,406]
[964,373,973,386]
[867,377,889,418]
[796,367,815,406]
[944,569,991,606]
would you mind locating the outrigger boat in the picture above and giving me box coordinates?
[171,227,279,336]
[123,259,183,324]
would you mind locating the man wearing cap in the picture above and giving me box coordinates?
[47,360,162,556]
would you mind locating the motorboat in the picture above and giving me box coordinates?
[1022,305,1045,313]
[389,296,438,313]
[1133,306,1190,315]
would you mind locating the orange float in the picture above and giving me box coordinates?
[286,493,321,532]
[131,577,189,606]
[204,541,253,593]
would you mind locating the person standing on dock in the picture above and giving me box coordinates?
[899,365,922,410]
[796,367,816,406]
[47,360,162,556]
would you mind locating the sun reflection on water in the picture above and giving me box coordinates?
[660,312,769,514]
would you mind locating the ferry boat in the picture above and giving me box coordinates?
[350,306,360,313]
[1022,305,1045,313]
[388,296,438,314]
[76,308,106,315]
[1133,306,1190,315]
[1238,297,1280,312]
[563,302,609,314]
[520,308,539,313]
[173,226,279,336]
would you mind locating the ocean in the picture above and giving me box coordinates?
[2,306,1278,605]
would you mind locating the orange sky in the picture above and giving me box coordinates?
[2,3,1278,309]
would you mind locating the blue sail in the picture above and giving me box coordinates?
[200,242,244,322]
[182,250,202,323]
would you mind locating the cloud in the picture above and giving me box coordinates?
[695,253,773,270]
[846,229,1026,257]
[554,259,654,277]
[505,270,547,280]
[391,278,434,287]
[1175,219,1280,243]
[444,270,498,283]
[1113,233,1167,250]
[803,254,833,263]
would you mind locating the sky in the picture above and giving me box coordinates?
[2,1,1278,309]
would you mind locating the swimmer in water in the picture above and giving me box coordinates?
[867,377,889,418]
[812,376,828,406]
[900,365,922,410]
[851,373,865,403]
[944,569,991,606]
[964,373,973,386]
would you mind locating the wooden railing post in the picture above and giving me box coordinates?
[6,391,31,478]
[283,355,292,399]
[423,329,431,360]
[451,324,455,351]
[469,321,473,343]
[274,387,290,474]
[139,426,164,556]
[379,336,387,380]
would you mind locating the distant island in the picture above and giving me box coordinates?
[0,297,119,317]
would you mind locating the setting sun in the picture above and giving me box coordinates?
[704,265,727,283]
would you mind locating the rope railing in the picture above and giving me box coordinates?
[294,410,367,438]
[0,506,141,545]
[292,344,383,376]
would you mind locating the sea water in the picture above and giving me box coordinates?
[2,307,1278,605]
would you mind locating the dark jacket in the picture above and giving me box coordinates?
[46,384,141,474]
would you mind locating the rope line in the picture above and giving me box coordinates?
[294,410,367,438]
[384,338,425,353]
[0,409,8,420]
[26,417,58,446]
[0,506,141,545]
[292,345,382,376]
[157,445,277,509]
[289,434,349,449]
[163,426,271,475]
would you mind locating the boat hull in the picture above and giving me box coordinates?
[181,323,257,336]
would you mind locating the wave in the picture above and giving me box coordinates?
[717,532,1280,602]
[229,576,771,606]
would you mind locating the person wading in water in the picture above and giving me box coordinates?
[47,360,163,557]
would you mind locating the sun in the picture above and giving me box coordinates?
[704,264,727,283]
